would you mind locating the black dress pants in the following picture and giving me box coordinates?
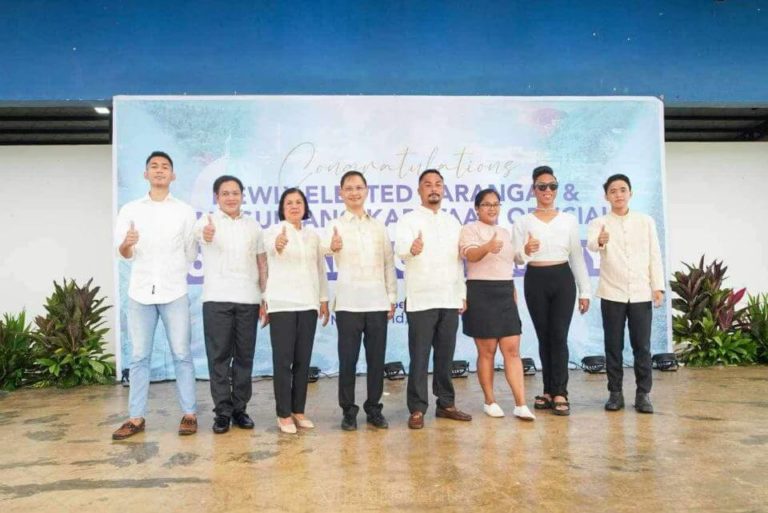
[269,310,318,418]
[336,310,388,416]
[406,308,458,414]
[202,301,259,417]
[601,299,653,394]
[524,263,577,398]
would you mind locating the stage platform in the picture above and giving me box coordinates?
[1,366,766,512]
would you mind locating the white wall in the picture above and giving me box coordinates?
[0,145,115,350]
[666,142,768,295]
[1,142,766,356]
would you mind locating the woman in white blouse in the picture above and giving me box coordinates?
[514,166,591,416]
[263,188,330,434]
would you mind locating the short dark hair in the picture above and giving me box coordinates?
[340,170,367,187]
[278,187,312,221]
[532,165,555,183]
[213,175,244,194]
[474,188,501,208]
[145,151,173,168]
[603,174,632,193]
[418,169,444,183]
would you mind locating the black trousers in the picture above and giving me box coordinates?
[336,311,388,416]
[601,299,653,394]
[406,308,458,414]
[524,263,576,398]
[202,301,259,417]
[269,310,318,418]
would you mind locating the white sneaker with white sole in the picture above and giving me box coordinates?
[513,405,536,421]
[483,403,505,418]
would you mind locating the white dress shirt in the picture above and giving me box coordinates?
[194,209,266,304]
[587,210,665,303]
[114,193,197,305]
[512,212,591,299]
[263,221,329,313]
[394,206,466,312]
[325,210,397,312]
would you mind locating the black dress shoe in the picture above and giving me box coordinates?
[341,412,357,431]
[212,415,230,434]
[366,411,389,429]
[232,411,255,429]
[634,393,654,414]
[605,391,625,411]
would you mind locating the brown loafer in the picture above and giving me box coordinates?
[407,411,424,430]
[112,419,145,440]
[178,415,198,436]
[436,406,472,421]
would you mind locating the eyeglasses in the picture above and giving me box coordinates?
[479,203,502,209]
[534,183,559,192]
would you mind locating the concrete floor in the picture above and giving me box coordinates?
[1,366,767,513]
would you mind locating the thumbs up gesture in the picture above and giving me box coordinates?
[123,220,139,248]
[598,224,610,247]
[410,230,424,256]
[275,225,289,254]
[524,232,540,256]
[486,230,503,254]
[203,214,216,243]
[330,226,343,252]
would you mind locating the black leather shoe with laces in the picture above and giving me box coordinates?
[212,415,230,434]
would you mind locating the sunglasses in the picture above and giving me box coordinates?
[534,183,559,192]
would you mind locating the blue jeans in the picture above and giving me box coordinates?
[128,295,196,418]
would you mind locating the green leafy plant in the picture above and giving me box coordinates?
[676,311,756,366]
[670,256,753,366]
[33,278,115,388]
[743,293,768,364]
[0,311,37,391]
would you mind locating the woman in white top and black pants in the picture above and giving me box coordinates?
[264,188,330,434]
[514,166,591,416]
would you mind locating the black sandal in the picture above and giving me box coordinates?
[534,395,552,410]
[552,399,570,416]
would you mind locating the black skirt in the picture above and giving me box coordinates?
[462,280,522,338]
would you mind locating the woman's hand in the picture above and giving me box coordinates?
[319,301,330,326]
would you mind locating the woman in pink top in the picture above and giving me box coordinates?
[460,189,535,421]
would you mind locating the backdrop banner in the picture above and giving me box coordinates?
[113,95,669,380]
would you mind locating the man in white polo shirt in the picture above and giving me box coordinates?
[587,173,665,414]
[326,170,397,431]
[112,151,198,440]
[195,175,268,434]
[395,169,471,429]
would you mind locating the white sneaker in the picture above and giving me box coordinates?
[277,417,297,434]
[483,403,505,418]
[513,405,536,421]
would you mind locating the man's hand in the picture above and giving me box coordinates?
[319,301,330,326]
[653,290,664,308]
[330,226,343,252]
[578,298,590,315]
[410,230,424,256]
[203,214,216,243]
[123,220,139,248]
[598,224,609,247]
